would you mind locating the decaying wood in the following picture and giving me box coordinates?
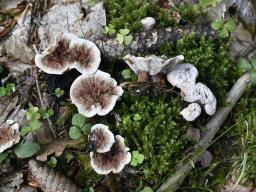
[0,96,19,125]
[28,160,82,192]
[0,172,24,192]
[157,73,251,192]
[97,24,218,59]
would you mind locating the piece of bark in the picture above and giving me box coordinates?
[157,73,251,192]
[28,160,82,192]
[97,24,218,59]
[0,172,23,192]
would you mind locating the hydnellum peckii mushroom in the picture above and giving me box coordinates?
[89,124,115,153]
[35,32,101,75]
[167,63,217,121]
[70,70,123,117]
[90,135,131,174]
[0,120,20,153]
[123,54,184,82]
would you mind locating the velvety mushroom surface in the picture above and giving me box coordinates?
[90,135,131,174]
[89,124,115,153]
[70,70,123,117]
[35,32,101,75]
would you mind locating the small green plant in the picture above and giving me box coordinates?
[131,150,144,166]
[48,156,58,168]
[0,83,15,97]
[69,113,91,140]
[21,106,54,136]
[140,186,153,192]
[14,142,40,159]
[54,88,65,98]
[237,57,256,85]
[211,17,237,38]
[199,0,221,8]
[117,29,133,45]
[104,24,116,36]
[121,69,132,80]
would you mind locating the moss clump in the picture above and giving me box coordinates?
[105,0,154,32]
[159,35,239,105]
[118,92,191,185]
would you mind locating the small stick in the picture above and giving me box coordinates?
[157,73,251,192]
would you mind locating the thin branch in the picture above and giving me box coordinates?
[157,73,251,192]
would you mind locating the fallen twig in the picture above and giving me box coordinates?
[157,73,251,192]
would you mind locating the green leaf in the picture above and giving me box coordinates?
[124,35,133,45]
[121,69,131,79]
[48,156,57,168]
[0,151,8,163]
[140,186,153,192]
[224,19,237,32]
[80,123,91,135]
[219,27,229,38]
[109,28,116,35]
[117,34,124,44]
[119,28,130,35]
[14,142,40,159]
[65,152,74,162]
[0,65,3,73]
[72,113,86,128]
[69,126,82,139]
[250,57,256,68]
[21,120,42,136]
[237,58,251,72]
[200,0,220,7]
[137,153,145,164]
[211,17,224,30]
[0,87,6,97]
[133,114,142,121]
[104,26,109,34]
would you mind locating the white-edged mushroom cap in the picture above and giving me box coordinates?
[0,120,20,153]
[180,103,202,121]
[167,63,198,89]
[123,54,184,76]
[70,70,123,117]
[90,135,131,174]
[90,124,115,153]
[35,32,101,75]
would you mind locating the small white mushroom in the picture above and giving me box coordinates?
[0,120,20,153]
[70,70,123,117]
[180,103,202,121]
[123,54,184,76]
[166,63,198,89]
[90,135,131,174]
[204,98,217,115]
[141,17,156,31]
[35,32,101,75]
[89,124,115,153]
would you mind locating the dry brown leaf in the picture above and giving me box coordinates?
[36,139,83,161]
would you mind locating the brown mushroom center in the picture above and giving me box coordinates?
[90,128,108,151]
[92,139,126,171]
[42,39,73,69]
[70,44,93,68]
[73,77,118,109]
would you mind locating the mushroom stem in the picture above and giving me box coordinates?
[157,73,251,192]
[109,173,120,192]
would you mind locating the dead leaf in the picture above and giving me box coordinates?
[36,139,83,161]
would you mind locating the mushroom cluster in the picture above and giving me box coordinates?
[89,124,131,174]
[167,64,217,120]
[0,120,20,153]
[123,55,217,121]
[35,32,123,117]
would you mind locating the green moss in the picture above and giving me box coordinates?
[159,34,239,105]
[118,92,191,185]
